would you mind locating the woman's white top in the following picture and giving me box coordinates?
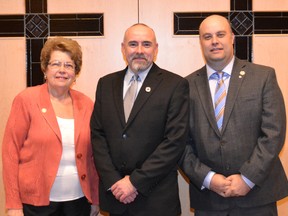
[49,117,84,201]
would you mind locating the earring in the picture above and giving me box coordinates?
[44,74,47,80]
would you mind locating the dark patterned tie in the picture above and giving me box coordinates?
[124,75,139,122]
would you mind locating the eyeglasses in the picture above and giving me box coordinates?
[48,60,75,72]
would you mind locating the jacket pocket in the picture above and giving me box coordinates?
[18,161,40,196]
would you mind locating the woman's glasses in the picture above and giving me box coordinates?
[48,60,75,72]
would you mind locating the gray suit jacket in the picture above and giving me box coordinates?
[179,58,288,210]
[91,63,189,215]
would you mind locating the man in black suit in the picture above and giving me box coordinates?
[179,14,288,216]
[91,23,189,216]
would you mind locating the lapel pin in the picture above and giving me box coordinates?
[145,87,151,92]
[239,71,245,79]
[41,108,47,113]
[240,71,245,76]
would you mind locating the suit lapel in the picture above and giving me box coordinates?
[71,89,86,145]
[37,83,62,141]
[113,69,127,126]
[196,59,247,136]
[195,68,220,135]
[37,85,91,145]
[126,64,162,125]
[222,58,247,133]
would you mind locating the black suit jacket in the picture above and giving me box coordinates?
[179,58,288,210]
[91,63,189,215]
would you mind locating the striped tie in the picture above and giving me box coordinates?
[212,72,228,131]
[124,75,139,122]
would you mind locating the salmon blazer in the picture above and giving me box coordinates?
[2,83,99,208]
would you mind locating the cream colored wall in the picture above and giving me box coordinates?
[253,0,288,11]
[0,1,26,214]
[0,38,26,215]
[0,0,288,216]
[139,0,230,78]
[48,0,139,99]
[0,0,24,15]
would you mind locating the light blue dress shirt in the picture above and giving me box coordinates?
[202,57,255,190]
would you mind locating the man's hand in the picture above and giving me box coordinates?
[225,174,250,197]
[121,191,138,204]
[111,175,138,204]
[209,174,231,197]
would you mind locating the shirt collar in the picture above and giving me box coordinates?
[125,63,153,83]
[206,56,235,79]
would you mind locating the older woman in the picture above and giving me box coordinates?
[2,37,99,216]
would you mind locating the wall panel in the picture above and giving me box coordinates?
[48,0,138,99]
[254,0,288,11]
[0,0,25,15]
[0,38,26,216]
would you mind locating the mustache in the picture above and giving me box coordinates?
[132,54,147,60]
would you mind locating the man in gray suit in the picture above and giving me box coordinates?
[179,15,288,215]
[91,23,189,216]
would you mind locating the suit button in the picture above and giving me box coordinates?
[81,174,86,180]
[121,162,126,168]
[77,153,82,159]
[122,134,127,139]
